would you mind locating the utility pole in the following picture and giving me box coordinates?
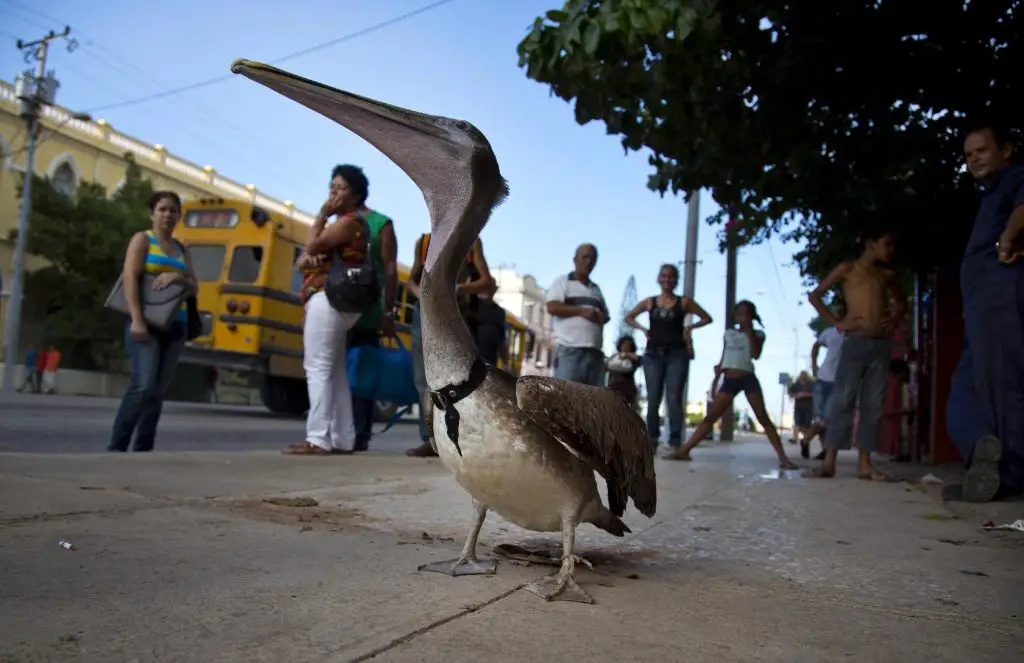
[720,208,738,442]
[680,191,700,424]
[2,26,73,393]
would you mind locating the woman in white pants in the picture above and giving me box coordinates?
[282,165,373,456]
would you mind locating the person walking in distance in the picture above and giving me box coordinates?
[546,243,609,386]
[623,263,713,450]
[803,303,847,459]
[18,346,39,393]
[945,120,1024,502]
[40,346,61,394]
[666,300,798,469]
[787,371,815,449]
[403,233,493,457]
[805,227,906,480]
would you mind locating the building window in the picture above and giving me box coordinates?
[51,161,77,197]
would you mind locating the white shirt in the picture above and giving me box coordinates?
[546,272,607,350]
[721,329,765,372]
[816,326,845,382]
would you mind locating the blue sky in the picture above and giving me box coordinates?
[0,0,818,420]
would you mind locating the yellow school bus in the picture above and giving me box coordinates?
[173,196,529,417]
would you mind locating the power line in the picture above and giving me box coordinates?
[57,0,458,114]
[0,7,308,190]
[0,0,454,199]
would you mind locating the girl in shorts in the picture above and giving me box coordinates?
[665,300,799,469]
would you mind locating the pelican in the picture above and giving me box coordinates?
[231,60,656,604]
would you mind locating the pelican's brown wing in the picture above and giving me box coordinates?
[515,376,656,518]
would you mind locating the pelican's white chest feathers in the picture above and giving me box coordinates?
[431,392,597,532]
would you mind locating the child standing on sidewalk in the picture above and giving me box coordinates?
[806,227,906,480]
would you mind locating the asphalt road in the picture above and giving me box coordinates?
[0,393,424,454]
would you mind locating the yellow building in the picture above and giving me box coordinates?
[0,79,318,352]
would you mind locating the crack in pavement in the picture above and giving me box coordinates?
[343,583,529,663]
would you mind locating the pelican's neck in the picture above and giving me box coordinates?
[419,206,482,389]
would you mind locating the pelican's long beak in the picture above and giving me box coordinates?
[231,59,500,272]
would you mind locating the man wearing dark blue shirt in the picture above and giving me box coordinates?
[946,120,1024,502]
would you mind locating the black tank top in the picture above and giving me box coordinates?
[647,296,686,351]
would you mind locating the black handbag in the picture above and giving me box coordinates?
[186,296,203,340]
[324,215,381,314]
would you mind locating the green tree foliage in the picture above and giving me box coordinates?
[12,154,154,368]
[517,0,1021,282]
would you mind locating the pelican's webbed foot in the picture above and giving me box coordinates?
[524,555,594,604]
[418,500,496,577]
[418,556,498,577]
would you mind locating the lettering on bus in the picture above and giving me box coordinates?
[184,209,240,229]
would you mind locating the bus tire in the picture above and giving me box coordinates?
[261,375,309,416]
[374,401,399,423]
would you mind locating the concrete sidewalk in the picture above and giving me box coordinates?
[0,441,1021,662]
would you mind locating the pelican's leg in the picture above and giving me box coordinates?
[524,517,594,604]
[417,500,498,577]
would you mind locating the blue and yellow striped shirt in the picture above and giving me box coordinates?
[143,231,188,323]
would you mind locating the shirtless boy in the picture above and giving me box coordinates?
[806,228,906,480]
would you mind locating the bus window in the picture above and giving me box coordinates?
[185,244,226,282]
[290,246,303,293]
[229,246,264,283]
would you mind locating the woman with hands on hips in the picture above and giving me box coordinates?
[624,263,713,450]
[109,191,198,452]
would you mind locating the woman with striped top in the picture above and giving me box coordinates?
[282,165,374,456]
[109,191,198,452]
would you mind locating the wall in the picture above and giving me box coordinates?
[0,80,318,353]
[493,268,555,377]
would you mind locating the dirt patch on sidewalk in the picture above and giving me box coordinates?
[222,496,378,532]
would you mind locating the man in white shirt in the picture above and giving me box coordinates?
[545,243,609,386]
[803,303,847,459]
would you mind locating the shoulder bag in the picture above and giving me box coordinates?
[325,214,381,314]
[105,272,188,332]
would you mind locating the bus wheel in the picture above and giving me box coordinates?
[374,401,399,423]
[261,375,309,416]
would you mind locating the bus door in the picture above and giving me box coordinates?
[217,241,269,357]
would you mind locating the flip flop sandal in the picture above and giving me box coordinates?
[282,443,331,455]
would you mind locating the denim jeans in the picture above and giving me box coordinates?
[553,345,605,386]
[823,335,890,452]
[109,320,186,452]
[348,327,380,447]
[642,348,689,446]
[410,305,430,442]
